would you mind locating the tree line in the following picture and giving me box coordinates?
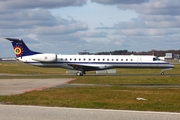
[94,50,180,56]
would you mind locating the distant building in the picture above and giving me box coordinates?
[165,53,174,60]
[174,54,180,59]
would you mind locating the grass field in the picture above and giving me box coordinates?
[0,61,180,112]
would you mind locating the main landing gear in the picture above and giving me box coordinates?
[76,71,83,76]
[76,71,86,76]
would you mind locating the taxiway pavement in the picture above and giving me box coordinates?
[0,78,75,95]
[0,105,180,120]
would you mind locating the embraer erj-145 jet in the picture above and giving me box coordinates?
[6,38,174,76]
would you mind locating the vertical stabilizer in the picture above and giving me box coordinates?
[5,38,41,57]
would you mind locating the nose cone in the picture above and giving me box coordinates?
[167,63,174,68]
[170,64,174,68]
[171,64,174,68]
[161,61,174,69]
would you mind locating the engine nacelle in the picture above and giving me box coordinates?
[32,53,57,62]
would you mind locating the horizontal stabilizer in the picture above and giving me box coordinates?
[5,38,22,42]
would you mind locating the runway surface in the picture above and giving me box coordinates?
[0,78,75,95]
[0,105,180,120]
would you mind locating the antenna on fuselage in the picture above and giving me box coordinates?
[78,50,90,55]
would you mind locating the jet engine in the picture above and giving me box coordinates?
[32,53,57,62]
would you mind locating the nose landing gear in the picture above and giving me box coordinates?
[161,68,172,75]
[161,71,164,75]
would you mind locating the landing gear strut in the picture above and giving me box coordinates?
[161,68,172,75]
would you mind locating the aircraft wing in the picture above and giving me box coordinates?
[68,63,101,71]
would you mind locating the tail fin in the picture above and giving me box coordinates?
[5,38,41,57]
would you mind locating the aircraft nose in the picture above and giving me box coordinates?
[168,63,174,68]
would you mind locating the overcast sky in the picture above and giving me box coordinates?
[0,0,180,57]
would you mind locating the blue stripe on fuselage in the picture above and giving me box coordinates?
[24,61,170,65]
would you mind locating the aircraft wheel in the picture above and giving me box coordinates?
[76,72,83,76]
[161,71,164,75]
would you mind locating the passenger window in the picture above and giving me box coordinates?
[116,59,118,61]
[126,59,128,61]
[121,59,123,61]
[112,59,114,61]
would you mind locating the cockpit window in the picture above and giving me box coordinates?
[153,57,161,61]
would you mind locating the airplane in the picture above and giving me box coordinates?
[6,38,174,76]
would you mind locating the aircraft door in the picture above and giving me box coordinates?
[137,58,142,67]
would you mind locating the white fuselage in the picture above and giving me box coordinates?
[17,54,174,71]
[6,38,174,76]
